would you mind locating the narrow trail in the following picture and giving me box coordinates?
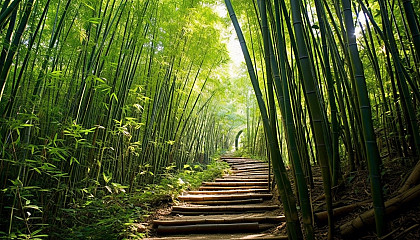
[146,157,288,240]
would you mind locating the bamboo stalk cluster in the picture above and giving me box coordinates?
[225,0,420,238]
[0,0,242,236]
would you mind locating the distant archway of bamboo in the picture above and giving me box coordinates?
[235,129,244,151]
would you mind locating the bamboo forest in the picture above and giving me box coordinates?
[1,0,420,239]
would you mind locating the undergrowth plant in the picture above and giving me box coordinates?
[51,159,229,240]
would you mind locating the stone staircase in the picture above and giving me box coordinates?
[146,157,287,240]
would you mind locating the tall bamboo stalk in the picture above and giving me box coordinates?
[224,1,303,239]
[288,0,334,237]
[341,0,386,235]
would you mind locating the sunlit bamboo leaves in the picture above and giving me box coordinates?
[0,0,235,236]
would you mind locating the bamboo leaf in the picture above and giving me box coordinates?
[88,17,101,24]
[83,2,95,11]
[103,172,112,183]
[111,93,118,102]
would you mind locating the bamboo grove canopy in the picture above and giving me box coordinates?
[1,0,420,239]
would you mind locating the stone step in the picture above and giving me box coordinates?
[172,204,279,215]
[215,178,268,182]
[149,158,282,239]
[144,233,288,240]
[224,175,271,179]
[199,186,269,190]
[233,171,270,175]
[156,222,278,234]
[188,189,269,195]
[185,198,264,205]
[178,193,273,201]
[153,215,285,226]
[232,169,269,173]
[203,182,268,186]
[233,166,269,170]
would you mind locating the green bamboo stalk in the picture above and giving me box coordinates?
[288,0,334,237]
[331,50,355,171]
[0,0,34,102]
[0,8,15,107]
[269,1,314,238]
[401,0,420,63]
[0,0,21,28]
[313,0,340,187]
[329,0,368,165]
[30,0,72,100]
[341,0,386,236]
[224,1,303,239]
[356,13,394,158]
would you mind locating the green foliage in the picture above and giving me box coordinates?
[174,160,229,190]
[1,0,418,238]
[0,0,242,237]
[52,160,228,239]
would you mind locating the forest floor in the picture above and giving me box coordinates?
[310,158,420,239]
[140,157,420,239]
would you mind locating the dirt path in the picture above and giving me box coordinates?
[146,157,287,240]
